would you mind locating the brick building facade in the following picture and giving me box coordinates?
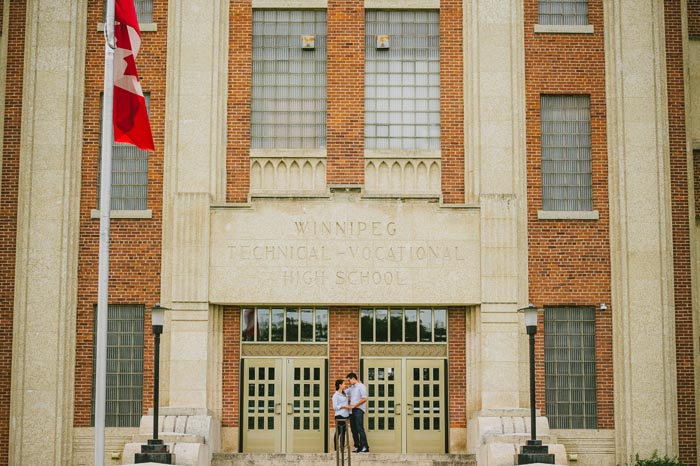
[0,0,699,465]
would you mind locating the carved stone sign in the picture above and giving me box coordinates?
[209,198,480,304]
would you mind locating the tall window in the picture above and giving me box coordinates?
[540,94,592,211]
[538,0,588,26]
[98,94,150,211]
[251,10,327,149]
[92,304,145,427]
[544,307,597,429]
[365,10,440,151]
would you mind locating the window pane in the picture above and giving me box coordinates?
[389,308,403,342]
[433,308,447,342]
[242,308,256,342]
[375,308,388,342]
[538,0,588,26]
[286,308,299,341]
[419,308,432,342]
[300,308,314,341]
[271,308,285,341]
[315,308,328,342]
[405,308,418,342]
[257,308,270,342]
[361,309,374,342]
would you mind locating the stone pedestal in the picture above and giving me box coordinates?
[134,439,174,464]
[516,440,555,464]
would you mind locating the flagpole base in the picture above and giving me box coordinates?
[134,439,174,464]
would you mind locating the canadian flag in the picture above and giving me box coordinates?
[113,0,154,150]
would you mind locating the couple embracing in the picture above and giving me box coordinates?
[333,372,370,453]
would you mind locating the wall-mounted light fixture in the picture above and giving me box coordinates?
[302,35,315,49]
[600,303,607,311]
[376,34,389,49]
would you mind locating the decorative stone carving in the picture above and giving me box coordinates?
[242,344,328,357]
[250,157,327,196]
[361,344,447,358]
[364,158,441,197]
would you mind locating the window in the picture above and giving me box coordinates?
[242,307,328,342]
[98,94,150,211]
[360,307,447,343]
[365,10,440,150]
[104,0,153,23]
[91,304,145,428]
[251,10,327,149]
[540,95,592,211]
[538,0,588,26]
[544,307,597,429]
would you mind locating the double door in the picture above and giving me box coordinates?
[242,358,326,453]
[362,358,446,453]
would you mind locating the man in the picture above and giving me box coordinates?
[346,372,369,453]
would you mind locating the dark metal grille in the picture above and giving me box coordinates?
[92,304,145,427]
[544,307,597,429]
[540,94,592,211]
[538,0,588,26]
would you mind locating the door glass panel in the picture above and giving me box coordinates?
[405,308,417,341]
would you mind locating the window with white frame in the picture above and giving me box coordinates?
[538,0,588,26]
[91,304,145,428]
[104,0,153,23]
[540,94,592,211]
[544,307,598,429]
[98,94,150,211]
[365,10,440,151]
[251,10,327,149]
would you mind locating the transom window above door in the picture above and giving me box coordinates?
[361,307,447,343]
[242,307,328,343]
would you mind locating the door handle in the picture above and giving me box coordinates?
[287,403,293,415]
[275,403,281,414]
[406,404,413,415]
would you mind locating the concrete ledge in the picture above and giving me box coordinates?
[534,24,594,34]
[537,210,599,220]
[91,209,153,219]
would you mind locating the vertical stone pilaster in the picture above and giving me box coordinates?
[9,1,86,464]
[605,0,680,460]
[162,0,229,411]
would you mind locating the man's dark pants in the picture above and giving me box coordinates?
[350,409,369,450]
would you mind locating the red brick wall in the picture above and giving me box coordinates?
[222,306,241,428]
[665,1,698,463]
[328,307,360,426]
[0,2,26,463]
[523,0,614,429]
[448,307,466,428]
[689,0,700,37]
[440,0,465,204]
[326,1,365,185]
[74,0,168,426]
[227,1,252,203]
[694,150,700,219]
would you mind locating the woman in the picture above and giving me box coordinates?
[332,378,350,451]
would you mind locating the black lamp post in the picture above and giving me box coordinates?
[135,304,174,464]
[517,304,554,465]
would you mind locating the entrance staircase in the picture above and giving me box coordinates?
[212,453,477,466]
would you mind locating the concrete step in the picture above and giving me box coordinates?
[212,453,476,466]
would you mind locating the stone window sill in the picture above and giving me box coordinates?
[534,24,594,34]
[538,210,599,220]
[91,209,153,219]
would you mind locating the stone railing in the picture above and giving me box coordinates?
[364,151,441,198]
[250,150,327,197]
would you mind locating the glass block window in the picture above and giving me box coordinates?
[104,0,153,23]
[538,0,588,26]
[540,95,592,211]
[365,10,440,150]
[92,304,145,428]
[98,94,150,211]
[242,307,328,342]
[360,307,447,343]
[252,10,327,149]
[544,307,597,429]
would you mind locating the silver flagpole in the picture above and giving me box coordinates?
[95,0,116,464]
